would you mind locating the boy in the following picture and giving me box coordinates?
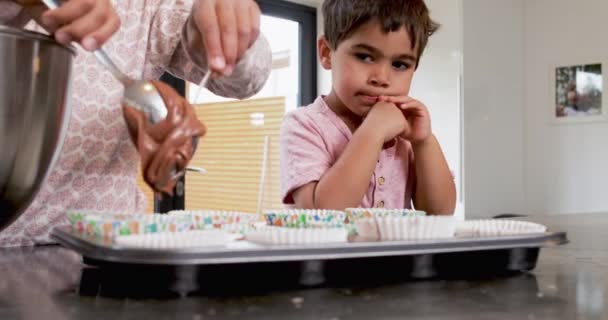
[280,0,455,214]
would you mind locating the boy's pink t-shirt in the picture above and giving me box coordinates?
[280,96,416,209]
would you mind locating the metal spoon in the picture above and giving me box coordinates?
[185,166,207,174]
[42,0,210,186]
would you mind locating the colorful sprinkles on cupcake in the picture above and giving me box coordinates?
[63,209,259,238]
[263,209,346,228]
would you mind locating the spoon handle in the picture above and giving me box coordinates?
[92,50,133,86]
[191,71,214,103]
[40,0,133,86]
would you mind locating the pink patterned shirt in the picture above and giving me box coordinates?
[0,0,271,247]
[280,96,416,209]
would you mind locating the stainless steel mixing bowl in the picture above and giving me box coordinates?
[0,26,73,231]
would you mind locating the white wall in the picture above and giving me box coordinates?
[524,0,608,215]
[410,0,464,218]
[310,3,332,95]
[462,0,526,218]
[284,0,331,94]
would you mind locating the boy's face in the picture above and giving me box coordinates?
[319,20,418,117]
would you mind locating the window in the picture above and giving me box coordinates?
[136,0,317,213]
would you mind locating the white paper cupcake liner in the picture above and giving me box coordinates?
[345,208,427,237]
[455,220,547,237]
[355,216,456,241]
[353,218,380,240]
[345,208,426,221]
[245,226,348,245]
[378,216,456,240]
[263,209,346,228]
[67,210,196,238]
[168,210,261,234]
[114,230,240,249]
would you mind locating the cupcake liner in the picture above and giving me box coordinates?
[354,215,456,241]
[376,216,456,240]
[377,216,456,240]
[455,220,547,237]
[114,230,240,249]
[246,226,348,245]
[67,209,259,239]
[345,208,426,221]
[345,208,427,237]
[263,209,346,228]
[168,210,261,233]
[354,218,381,240]
[66,210,192,239]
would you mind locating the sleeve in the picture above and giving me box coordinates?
[280,112,332,204]
[144,0,272,100]
[0,1,33,27]
[140,0,193,80]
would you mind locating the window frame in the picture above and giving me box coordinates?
[156,0,318,212]
[256,0,318,106]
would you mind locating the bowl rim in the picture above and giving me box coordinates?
[0,25,75,55]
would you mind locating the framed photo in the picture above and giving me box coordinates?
[552,62,606,123]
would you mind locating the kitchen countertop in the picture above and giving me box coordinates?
[1,213,607,320]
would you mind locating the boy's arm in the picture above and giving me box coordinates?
[378,95,456,215]
[291,102,407,210]
[293,123,384,209]
[411,135,456,215]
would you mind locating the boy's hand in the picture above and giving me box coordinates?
[363,100,407,143]
[192,0,261,76]
[14,0,120,51]
[379,96,432,145]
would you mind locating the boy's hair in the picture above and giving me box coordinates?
[322,0,440,67]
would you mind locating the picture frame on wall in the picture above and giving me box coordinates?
[552,61,606,124]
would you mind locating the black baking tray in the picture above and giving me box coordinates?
[51,226,568,297]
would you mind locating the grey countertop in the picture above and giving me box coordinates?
[1,213,607,320]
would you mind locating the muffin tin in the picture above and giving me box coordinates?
[54,210,568,295]
[52,224,566,267]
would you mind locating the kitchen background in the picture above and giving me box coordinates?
[136,0,608,220]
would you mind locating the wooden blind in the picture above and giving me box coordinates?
[186,97,284,213]
[136,166,154,212]
[135,96,285,213]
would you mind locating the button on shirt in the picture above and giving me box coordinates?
[280,96,417,209]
